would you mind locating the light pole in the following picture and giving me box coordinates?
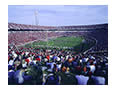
[34,10,39,26]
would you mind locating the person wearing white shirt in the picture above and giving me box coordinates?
[75,75,89,85]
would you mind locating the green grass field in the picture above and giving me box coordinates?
[24,36,96,53]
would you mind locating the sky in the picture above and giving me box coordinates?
[8,5,108,26]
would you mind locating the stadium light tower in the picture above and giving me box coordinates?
[34,10,39,25]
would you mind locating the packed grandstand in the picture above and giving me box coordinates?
[8,23,108,85]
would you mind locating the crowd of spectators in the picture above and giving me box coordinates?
[8,43,108,85]
[8,31,64,45]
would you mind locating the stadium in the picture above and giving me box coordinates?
[8,22,108,85]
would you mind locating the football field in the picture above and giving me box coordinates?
[24,36,96,53]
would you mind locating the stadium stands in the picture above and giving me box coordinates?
[8,23,108,85]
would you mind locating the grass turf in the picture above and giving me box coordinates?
[33,36,83,47]
[24,36,95,53]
